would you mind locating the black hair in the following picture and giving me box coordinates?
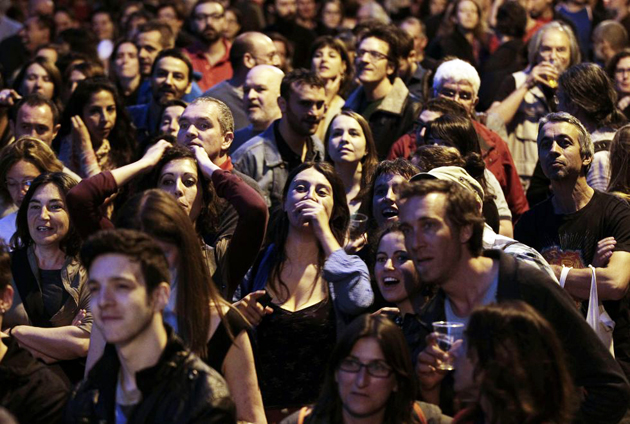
[81,228,170,295]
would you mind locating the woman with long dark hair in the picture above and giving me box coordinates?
[423,114,513,237]
[56,77,135,179]
[66,140,267,298]
[325,110,378,213]
[237,161,373,420]
[453,301,576,423]
[608,124,630,201]
[282,314,449,423]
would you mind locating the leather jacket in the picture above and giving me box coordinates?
[64,327,236,424]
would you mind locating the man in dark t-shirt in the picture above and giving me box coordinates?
[515,112,630,380]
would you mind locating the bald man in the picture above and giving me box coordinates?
[231,64,284,152]
[203,31,279,130]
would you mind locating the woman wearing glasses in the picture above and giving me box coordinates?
[0,138,64,246]
[281,314,451,423]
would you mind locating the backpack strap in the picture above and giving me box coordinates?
[594,139,611,153]
[297,406,312,424]
[413,403,428,424]
[10,247,52,327]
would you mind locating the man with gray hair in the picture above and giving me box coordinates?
[515,111,630,383]
[432,58,528,220]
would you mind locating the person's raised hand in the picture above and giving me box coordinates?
[233,290,273,327]
[140,139,171,168]
[416,333,450,392]
[526,62,559,89]
[295,198,331,238]
[71,115,92,151]
[190,144,220,176]
[0,89,21,107]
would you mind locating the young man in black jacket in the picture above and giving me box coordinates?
[64,229,236,424]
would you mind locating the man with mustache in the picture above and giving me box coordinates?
[345,25,420,160]
[232,69,326,209]
[128,48,192,146]
[186,0,233,92]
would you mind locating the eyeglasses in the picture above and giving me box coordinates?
[616,68,630,76]
[194,12,225,22]
[6,179,33,191]
[356,49,389,62]
[438,87,473,101]
[339,358,393,378]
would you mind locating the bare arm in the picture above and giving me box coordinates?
[222,331,267,424]
[498,219,513,238]
[552,251,630,300]
[11,325,90,362]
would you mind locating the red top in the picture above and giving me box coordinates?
[185,38,233,92]
[387,121,529,219]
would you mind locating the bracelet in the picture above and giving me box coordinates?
[559,265,572,288]
[8,326,14,337]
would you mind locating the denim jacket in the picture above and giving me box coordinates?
[232,121,324,210]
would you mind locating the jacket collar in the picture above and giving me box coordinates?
[345,77,410,116]
[261,120,324,167]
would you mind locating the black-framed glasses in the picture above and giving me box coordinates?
[356,49,390,62]
[339,358,393,378]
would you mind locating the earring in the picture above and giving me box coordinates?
[0,306,5,314]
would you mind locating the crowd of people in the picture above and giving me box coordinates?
[0,0,630,422]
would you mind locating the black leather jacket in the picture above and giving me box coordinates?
[63,327,236,424]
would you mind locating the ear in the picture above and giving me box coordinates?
[459,223,473,245]
[185,81,192,95]
[472,95,479,108]
[52,123,61,141]
[386,60,395,77]
[582,154,593,168]
[221,131,234,152]
[0,285,14,313]
[278,96,287,114]
[243,53,257,69]
[419,36,428,51]
[152,282,171,312]
[408,50,417,62]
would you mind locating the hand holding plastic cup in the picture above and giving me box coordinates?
[349,213,368,240]
[432,321,465,371]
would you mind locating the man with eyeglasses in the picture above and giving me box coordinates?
[203,32,279,131]
[345,25,421,160]
[185,0,232,91]
[431,58,529,222]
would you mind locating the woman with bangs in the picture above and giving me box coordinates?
[236,161,373,421]
[310,36,353,140]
